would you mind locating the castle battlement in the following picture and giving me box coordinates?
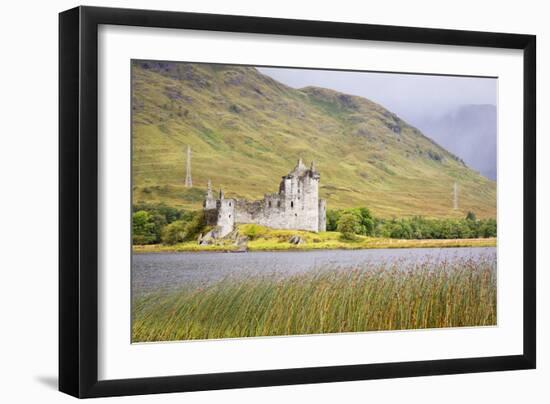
[204,159,327,237]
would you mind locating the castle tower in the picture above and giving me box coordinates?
[185,145,192,187]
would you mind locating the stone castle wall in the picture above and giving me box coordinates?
[204,160,326,237]
[234,193,319,232]
[318,199,327,232]
[217,199,235,236]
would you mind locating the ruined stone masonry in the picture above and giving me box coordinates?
[204,159,327,237]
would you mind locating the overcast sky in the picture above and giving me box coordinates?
[258,67,496,124]
[258,67,497,180]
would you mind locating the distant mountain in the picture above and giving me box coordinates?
[414,105,497,180]
[131,61,496,219]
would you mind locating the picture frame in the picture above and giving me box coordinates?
[59,5,536,398]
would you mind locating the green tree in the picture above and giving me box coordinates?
[455,220,473,238]
[479,218,497,237]
[161,220,188,245]
[183,211,206,240]
[388,219,412,239]
[133,202,188,224]
[465,211,477,221]
[132,210,157,245]
[326,209,341,231]
[356,207,376,236]
[337,212,361,240]
[150,213,167,243]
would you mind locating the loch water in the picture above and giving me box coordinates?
[132,247,496,296]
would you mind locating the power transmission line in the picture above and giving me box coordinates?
[453,182,459,210]
[185,145,192,187]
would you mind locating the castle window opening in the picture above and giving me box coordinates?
[291,201,294,208]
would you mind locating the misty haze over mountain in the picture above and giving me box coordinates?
[412,105,497,180]
[259,67,497,181]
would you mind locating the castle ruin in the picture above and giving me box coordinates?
[204,159,327,237]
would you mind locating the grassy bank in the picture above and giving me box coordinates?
[132,256,496,342]
[133,224,497,253]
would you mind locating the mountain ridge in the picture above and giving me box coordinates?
[131,61,496,218]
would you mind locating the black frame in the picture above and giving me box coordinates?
[59,6,536,398]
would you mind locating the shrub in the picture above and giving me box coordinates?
[161,220,188,245]
[326,209,341,231]
[242,224,268,240]
[133,202,189,224]
[374,215,499,240]
[479,218,497,238]
[337,212,361,240]
[183,211,206,241]
[132,204,204,245]
[356,207,376,236]
[132,210,159,245]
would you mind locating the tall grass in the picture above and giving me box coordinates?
[132,256,496,342]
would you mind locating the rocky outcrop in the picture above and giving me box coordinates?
[288,235,306,245]
[197,228,249,251]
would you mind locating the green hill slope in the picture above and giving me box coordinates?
[131,61,496,219]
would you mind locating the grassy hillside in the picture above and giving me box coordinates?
[132,61,496,219]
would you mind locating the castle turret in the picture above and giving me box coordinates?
[292,157,307,175]
[204,179,217,210]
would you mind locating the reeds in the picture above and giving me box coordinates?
[132,256,496,342]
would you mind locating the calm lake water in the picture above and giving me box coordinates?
[132,247,496,296]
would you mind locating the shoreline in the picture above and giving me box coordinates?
[133,237,497,254]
